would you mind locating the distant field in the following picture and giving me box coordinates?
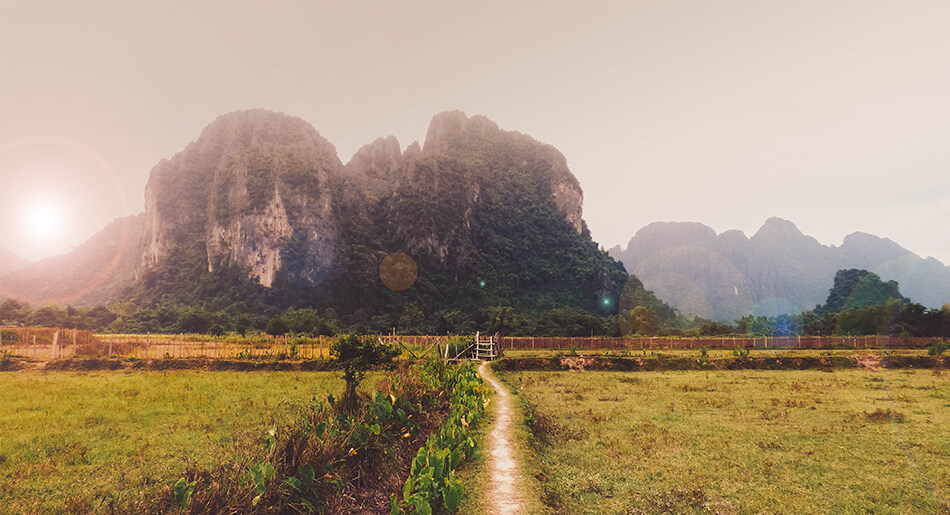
[0,371,354,512]
[499,369,950,513]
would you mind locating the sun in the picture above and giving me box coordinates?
[21,197,65,241]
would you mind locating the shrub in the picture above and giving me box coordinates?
[331,334,401,412]
[0,329,18,345]
[926,340,949,356]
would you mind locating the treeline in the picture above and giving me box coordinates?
[2,269,947,339]
[0,298,661,337]
[693,269,950,338]
[689,301,950,338]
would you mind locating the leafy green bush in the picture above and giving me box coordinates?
[927,340,949,356]
[331,334,401,411]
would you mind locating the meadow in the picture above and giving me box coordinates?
[0,370,353,512]
[499,368,950,514]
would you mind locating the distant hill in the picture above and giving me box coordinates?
[0,247,29,276]
[609,218,950,321]
[0,215,145,306]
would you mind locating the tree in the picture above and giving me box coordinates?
[816,269,906,315]
[0,299,31,325]
[699,321,733,336]
[484,306,515,335]
[265,315,289,336]
[628,306,658,335]
[330,334,400,412]
[27,305,66,327]
[397,303,427,334]
[178,308,213,334]
[233,313,252,336]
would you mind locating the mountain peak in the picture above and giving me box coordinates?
[192,109,341,166]
[423,110,501,153]
[752,217,803,239]
[347,136,403,174]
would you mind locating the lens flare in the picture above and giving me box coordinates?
[379,252,418,291]
[0,136,130,305]
[22,197,65,240]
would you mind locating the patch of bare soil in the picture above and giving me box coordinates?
[853,354,883,371]
[561,356,595,371]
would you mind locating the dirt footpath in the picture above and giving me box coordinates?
[478,361,526,514]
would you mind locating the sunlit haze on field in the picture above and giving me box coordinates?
[1,0,948,264]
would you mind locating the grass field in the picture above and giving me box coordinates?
[0,370,359,513]
[498,368,950,514]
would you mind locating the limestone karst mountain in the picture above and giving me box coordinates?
[609,217,950,321]
[127,109,629,320]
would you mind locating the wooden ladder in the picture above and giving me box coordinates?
[474,331,497,361]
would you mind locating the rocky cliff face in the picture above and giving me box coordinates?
[417,111,583,233]
[344,111,585,261]
[610,217,950,320]
[140,110,342,288]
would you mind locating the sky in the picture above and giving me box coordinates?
[1,0,948,264]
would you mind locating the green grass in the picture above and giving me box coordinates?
[499,369,950,514]
[0,370,354,513]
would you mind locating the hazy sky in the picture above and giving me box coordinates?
[1,0,948,264]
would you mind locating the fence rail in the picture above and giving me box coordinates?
[501,335,935,350]
[0,328,939,361]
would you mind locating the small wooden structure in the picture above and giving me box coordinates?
[474,332,498,361]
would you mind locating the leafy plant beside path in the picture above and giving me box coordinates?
[392,360,488,514]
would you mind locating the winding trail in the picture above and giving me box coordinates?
[478,361,525,514]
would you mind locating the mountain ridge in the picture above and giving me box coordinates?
[609,218,950,321]
[0,247,29,277]
[0,215,145,306]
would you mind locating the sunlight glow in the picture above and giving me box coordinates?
[21,198,65,241]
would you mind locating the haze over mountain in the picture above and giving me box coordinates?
[609,218,950,322]
[0,247,29,277]
[0,215,144,306]
[2,109,642,326]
